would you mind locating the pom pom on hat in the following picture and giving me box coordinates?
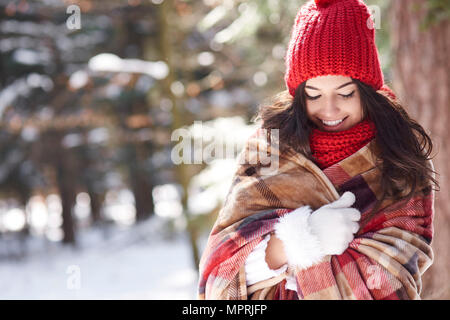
[314,0,335,7]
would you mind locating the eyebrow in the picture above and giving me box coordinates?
[305,81,355,91]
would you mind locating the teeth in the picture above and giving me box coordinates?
[322,119,344,126]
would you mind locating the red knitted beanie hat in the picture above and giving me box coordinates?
[284,0,384,97]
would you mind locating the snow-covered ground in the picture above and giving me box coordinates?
[0,216,205,299]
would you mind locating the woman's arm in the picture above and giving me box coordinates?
[269,193,359,270]
[245,234,287,287]
[291,189,434,299]
[257,193,359,277]
[265,234,288,270]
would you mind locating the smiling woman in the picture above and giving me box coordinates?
[304,75,363,132]
[198,0,439,300]
[256,76,437,214]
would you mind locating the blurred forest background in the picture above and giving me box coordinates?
[0,0,448,299]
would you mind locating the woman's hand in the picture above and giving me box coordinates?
[270,191,361,270]
[309,191,361,255]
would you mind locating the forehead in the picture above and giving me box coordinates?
[305,75,354,88]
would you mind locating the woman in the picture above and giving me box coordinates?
[198,0,438,300]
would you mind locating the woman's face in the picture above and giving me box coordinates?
[304,75,364,132]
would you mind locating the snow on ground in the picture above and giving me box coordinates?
[0,216,204,299]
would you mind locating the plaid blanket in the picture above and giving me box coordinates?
[198,127,435,300]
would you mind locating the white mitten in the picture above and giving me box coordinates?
[274,191,360,270]
[309,191,361,255]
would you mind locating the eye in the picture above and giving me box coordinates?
[340,91,355,99]
[305,93,321,100]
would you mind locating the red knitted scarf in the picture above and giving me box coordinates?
[309,118,377,169]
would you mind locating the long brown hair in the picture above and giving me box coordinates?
[253,79,439,215]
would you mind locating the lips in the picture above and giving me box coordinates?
[318,116,349,130]
[322,119,344,126]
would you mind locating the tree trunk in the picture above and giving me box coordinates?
[156,0,201,270]
[390,0,450,299]
[131,169,154,222]
[57,160,77,245]
[54,134,77,246]
[87,187,103,225]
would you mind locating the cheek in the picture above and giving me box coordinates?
[357,103,364,119]
[305,107,319,123]
[305,102,319,117]
[347,100,363,119]
[353,93,363,118]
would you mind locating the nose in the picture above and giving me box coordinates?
[320,97,341,119]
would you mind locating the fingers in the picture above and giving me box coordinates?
[344,232,354,245]
[326,191,356,209]
[345,208,361,222]
[350,221,360,234]
[333,207,360,222]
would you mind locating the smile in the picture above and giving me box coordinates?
[320,117,347,126]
